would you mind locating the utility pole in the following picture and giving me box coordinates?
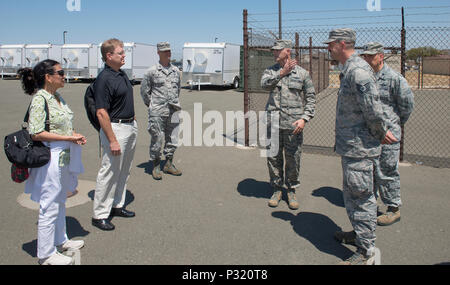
[278,0,282,39]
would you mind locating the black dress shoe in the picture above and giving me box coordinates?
[110,208,135,218]
[92,218,115,231]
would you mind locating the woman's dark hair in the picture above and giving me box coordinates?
[17,59,60,95]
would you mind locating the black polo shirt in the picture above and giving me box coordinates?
[94,64,135,120]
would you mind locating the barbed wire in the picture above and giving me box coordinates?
[248,12,450,24]
[247,6,450,31]
[248,5,450,16]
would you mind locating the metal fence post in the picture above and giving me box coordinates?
[309,37,313,79]
[400,7,406,162]
[243,9,249,147]
[295,33,299,63]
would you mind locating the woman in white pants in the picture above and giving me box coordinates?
[18,60,87,265]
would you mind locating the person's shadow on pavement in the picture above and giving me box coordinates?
[311,186,345,208]
[272,211,353,261]
[136,161,153,175]
[237,178,272,199]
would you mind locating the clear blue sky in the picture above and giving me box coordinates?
[1,0,449,60]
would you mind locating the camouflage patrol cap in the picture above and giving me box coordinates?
[323,28,356,44]
[157,42,171,51]
[361,42,384,55]
[271,39,293,50]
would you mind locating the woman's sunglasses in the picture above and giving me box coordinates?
[51,69,65,76]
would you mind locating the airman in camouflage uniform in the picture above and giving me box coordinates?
[325,29,398,265]
[261,40,316,210]
[361,42,414,226]
[140,42,182,180]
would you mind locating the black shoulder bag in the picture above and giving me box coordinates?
[4,96,51,168]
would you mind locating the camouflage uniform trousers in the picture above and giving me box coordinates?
[341,156,381,253]
[148,113,179,161]
[267,129,303,190]
[374,143,402,208]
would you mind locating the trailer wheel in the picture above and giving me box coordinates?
[233,77,240,89]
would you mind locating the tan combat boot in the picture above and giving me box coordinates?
[377,206,400,226]
[338,247,380,265]
[152,159,162,180]
[163,157,182,176]
[287,189,299,210]
[268,189,282,207]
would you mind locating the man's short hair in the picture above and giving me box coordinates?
[101,38,124,62]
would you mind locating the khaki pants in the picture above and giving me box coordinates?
[93,121,138,219]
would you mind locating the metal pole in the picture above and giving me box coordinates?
[309,37,313,79]
[317,52,321,93]
[400,7,406,162]
[323,52,327,92]
[295,33,299,63]
[421,57,424,88]
[400,8,405,77]
[417,56,421,90]
[63,31,67,44]
[243,9,249,147]
[279,0,282,39]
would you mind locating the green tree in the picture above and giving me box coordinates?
[407,47,441,63]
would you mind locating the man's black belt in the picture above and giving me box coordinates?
[111,118,134,123]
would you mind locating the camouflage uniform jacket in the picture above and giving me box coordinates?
[140,63,181,117]
[375,63,414,141]
[261,63,316,130]
[335,53,387,158]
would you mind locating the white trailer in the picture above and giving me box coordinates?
[182,42,241,90]
[61,44,98,80]
[98,42,158,82]
[24,44,62,68]
[0,44,25,78]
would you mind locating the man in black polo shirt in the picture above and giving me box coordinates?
[92,38,138,231]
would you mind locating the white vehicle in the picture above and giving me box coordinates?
[182,42,241,89]
[24,44,62,68]
[61,44,98,80]
[98,42,158,82]
[0,44,25,77]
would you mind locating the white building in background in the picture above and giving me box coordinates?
[24,44,62,68]
[97,42,158,83]
[182,42,241,90]
[0,44,26,77]
[61,44,98,80]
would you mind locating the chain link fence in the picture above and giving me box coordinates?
[242,9,450,168]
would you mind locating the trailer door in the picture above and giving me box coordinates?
[204,48,223,75]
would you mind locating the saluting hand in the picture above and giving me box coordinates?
[280,59,298,77]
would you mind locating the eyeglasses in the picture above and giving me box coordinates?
[51,69,65,76]
[110,51,125,56]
